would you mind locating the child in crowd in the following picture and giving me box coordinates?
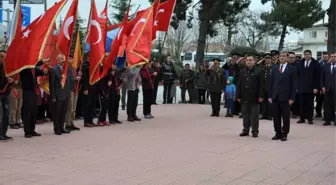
[225,76,236,117]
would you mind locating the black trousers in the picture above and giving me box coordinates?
[210,92,221,114]
[76,91,84,117]
[83,88,97,123]
[37,104,47,120]
[0,95,9,137]
[181,87,194,103]
[98,94,109,122]
[143,89,153,115]
[108,89,120,122]
[291,94,300,116]
[273,99,291,136]
[53,98,69,132]
[163,82,173,103]
[299,93,314,121]
[198,89,206,104]
[22,90,38,135]
[315,93,324,116]
[241,104,260,134]
[127,90,139,117]
[233,100,241,115]
[152,82,159,104]
[261,92,272,117]
[324,90,335,122]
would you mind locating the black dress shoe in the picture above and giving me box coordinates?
[25,134,33,138]
[239,132,249,137]
[260,116,268,120]
[272,135,281,140]
[61,130,70,134]
[281,135,287,141]
[32,132,41,137]
[114,120,122,124]
[297,120,305,124]
[71,125,80,130]
[210,113,215,117]
[134,116,141,121]
[10,125,20,129]
[308,120,314,124]
[323,122,331,126]
[54,132,62,135]
[0,136,8,142]
[4,135,13,141]
[127,117,134,122]
[252,133,258,138]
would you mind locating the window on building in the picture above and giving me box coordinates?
[310,31,317,38]
[325,31,328,37]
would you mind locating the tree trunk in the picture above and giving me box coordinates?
[278,25,287,51]
[327,0,336,53]
[226,26,233,48]
[195,19,210,68]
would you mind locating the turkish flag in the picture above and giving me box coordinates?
[41,22,58,67]
[102,0,131,78]
[153,0,176,33]
[4,0,67,77]
[99,0,108,48]
[87,0,105,85]
[126,6,154,67]
[57,0,78,88]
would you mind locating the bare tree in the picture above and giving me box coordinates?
[166,21,192,62]
[238,10,279,50]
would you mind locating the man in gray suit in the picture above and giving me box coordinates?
[49,54,73,135]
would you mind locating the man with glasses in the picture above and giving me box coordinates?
[296,50,321,125]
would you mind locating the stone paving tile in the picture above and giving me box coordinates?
[0,104,335,185]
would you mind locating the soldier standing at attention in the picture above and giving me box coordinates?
[206,58,225,117]
[260,53,273,120]
[237,54,264,138]
[180,63,195,103]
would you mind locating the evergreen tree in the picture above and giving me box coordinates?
[262,0,325,51]
[111,0,134,23]
[70,14,85,54]
[326,0,335,53]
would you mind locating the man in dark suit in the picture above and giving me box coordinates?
[321,53,336,126]
[269,52,297,141]
[0,50,14,141]
[20,61,46,138]
[296,50,321,124]
[151,60,161,105]
[237,54,264,138]
[316,52,330,118]
[49,54,73,135]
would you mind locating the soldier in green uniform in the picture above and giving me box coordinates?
[260,53,273,120]
[236,54,264,137]
[271,50,280,64]
[206,58,226,117]
[180,63,195,103]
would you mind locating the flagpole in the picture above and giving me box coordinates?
[161,32,167,53]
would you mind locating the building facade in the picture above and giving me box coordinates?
[300,23,328,60]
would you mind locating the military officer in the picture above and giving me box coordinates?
[260,53,273,120]
[206,58,226,117]
[271,50,280,64]
[236,54,264,137]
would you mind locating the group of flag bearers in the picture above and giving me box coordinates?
[0,0,177,140]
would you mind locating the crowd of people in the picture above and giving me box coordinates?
[177,50,335,141]
[0,49,335,143]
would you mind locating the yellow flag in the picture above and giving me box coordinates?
[72,30,82,69]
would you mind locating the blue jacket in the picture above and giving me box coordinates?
[225,84,236,99]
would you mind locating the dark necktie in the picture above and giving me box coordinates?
[305,62,309,68]
[280,65,283,73]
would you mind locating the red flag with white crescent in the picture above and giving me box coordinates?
[126,6,154,67]
[4,0,67,77]
[87,0,105,85]
[57,0,79,88]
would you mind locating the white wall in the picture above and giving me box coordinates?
[0,24,7,42]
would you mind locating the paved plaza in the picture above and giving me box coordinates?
[0,104,335,185]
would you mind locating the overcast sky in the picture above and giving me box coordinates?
[1,0,330,42]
